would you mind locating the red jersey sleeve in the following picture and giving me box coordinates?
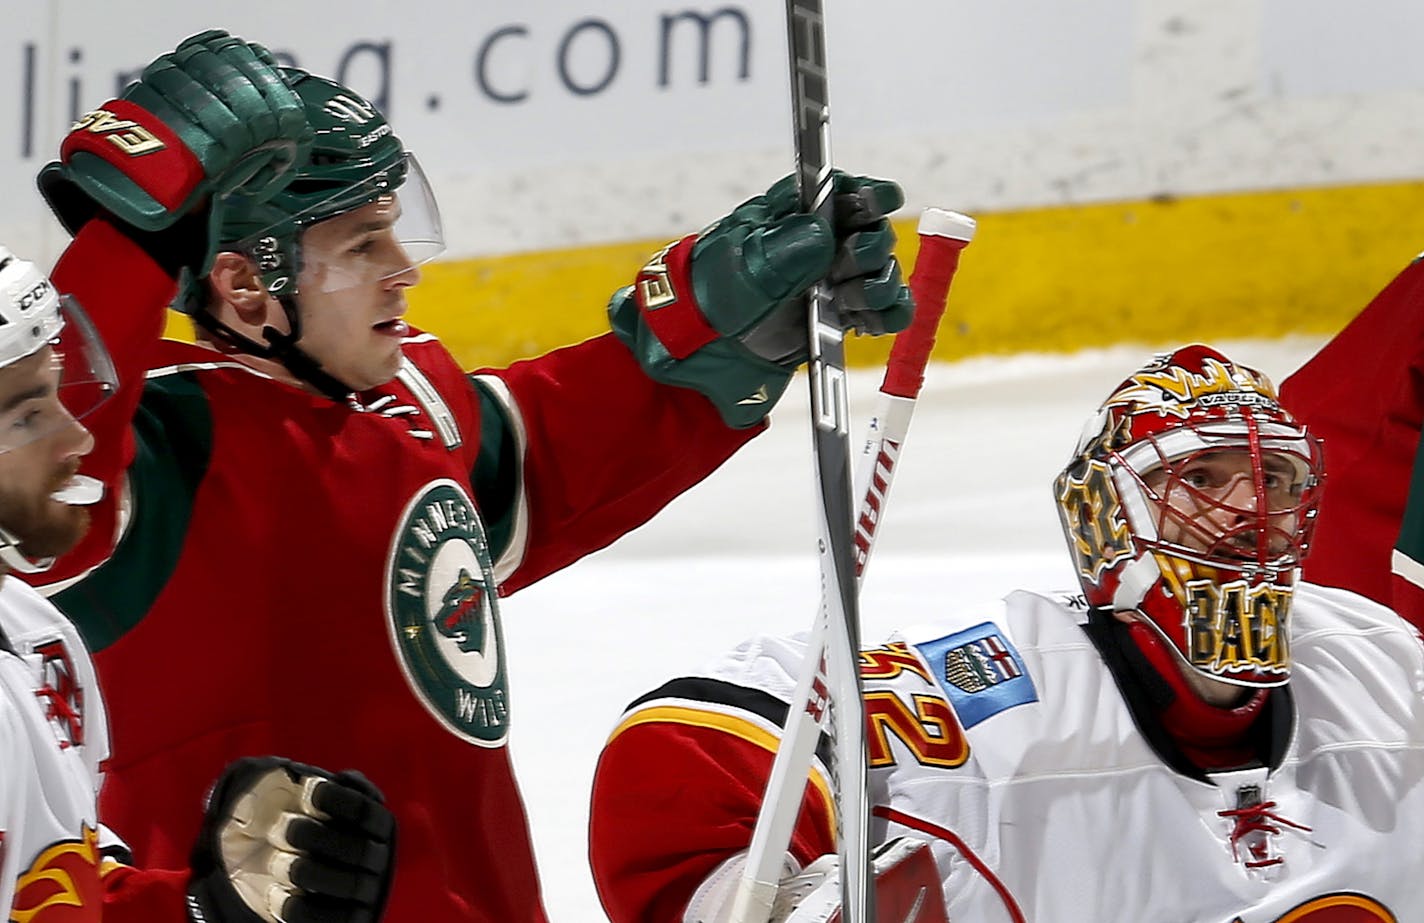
[478,333,765,593]
[1281,256,1424,618]
[42,219,175,587]
[589,682,835,922]
[99,864,189,923]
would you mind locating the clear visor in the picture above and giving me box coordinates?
[296,154,444,295]
[234,153,445,297]
[0,295,117,454]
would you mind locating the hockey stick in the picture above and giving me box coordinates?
[852,209,975,574]
[781,1,874,921]
[729,208,976,923]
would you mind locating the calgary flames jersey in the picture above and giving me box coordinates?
[0,578,190,923]
[590,584,1424,922]
[34,219,761,921]
[0,577,113,922]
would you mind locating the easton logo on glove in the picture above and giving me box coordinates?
[70,109,166,156]
[636,243,677,310]
[634,234,721,360]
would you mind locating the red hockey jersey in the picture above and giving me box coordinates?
[37,219,762,921]
[1280,254,1424,626]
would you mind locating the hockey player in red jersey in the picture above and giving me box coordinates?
[31,30,914,922]
[590,345,1424,922]
[1279,254,1424,627]
[0,249,395,923]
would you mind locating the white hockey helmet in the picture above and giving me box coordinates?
[0,247,116,444]
[0,247,117,571]
[0,246,65,366]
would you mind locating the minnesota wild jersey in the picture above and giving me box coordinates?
[1282,254,1424,627]
[590,585,1424,922]
[39,218,761,922]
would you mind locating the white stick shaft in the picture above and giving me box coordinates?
[730,395,913,923]
[731,610,831,922]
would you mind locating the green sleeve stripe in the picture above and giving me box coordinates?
[1398,433,1424,562]
[56,372,213,651]
[467,374,522,568]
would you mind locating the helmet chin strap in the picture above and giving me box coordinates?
[0,527,53,573]
[259,323,359,402]
[194,295,356,402]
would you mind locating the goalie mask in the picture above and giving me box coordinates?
[0,247,116,571]
[1053,345,1324,687]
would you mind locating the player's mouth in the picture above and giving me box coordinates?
[48,462,102,506]
[50,474,103,506]
[372,318,409,337]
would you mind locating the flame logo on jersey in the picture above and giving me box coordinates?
[1102,355,1279,419]
[1230,892,1395,921]
[10,825,102,923]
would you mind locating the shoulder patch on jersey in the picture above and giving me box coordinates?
[913,621,1037,728]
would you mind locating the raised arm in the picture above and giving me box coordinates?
[35,31,311,589]
[471,173,912,590]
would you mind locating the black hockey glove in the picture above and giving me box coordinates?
[188,757,395,923]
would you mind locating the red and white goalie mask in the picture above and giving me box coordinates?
[1053,345,1324,687]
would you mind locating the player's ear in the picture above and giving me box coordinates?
[209,252,274,326]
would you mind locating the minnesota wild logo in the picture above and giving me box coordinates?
[385,479,509,746]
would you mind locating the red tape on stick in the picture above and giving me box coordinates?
[882,209,976,400]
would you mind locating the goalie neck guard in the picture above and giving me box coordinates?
[1053,344,1324,688]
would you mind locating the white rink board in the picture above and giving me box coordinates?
[5,1,1424,263]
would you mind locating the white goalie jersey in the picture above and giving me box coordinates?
[0,576,122,918]
[589,583,1424,923]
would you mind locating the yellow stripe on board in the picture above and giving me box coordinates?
[919,178,1424,364]
[164,179,1424,369]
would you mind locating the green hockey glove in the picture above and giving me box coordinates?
[610,171,913,428]
[38,29,311,240]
